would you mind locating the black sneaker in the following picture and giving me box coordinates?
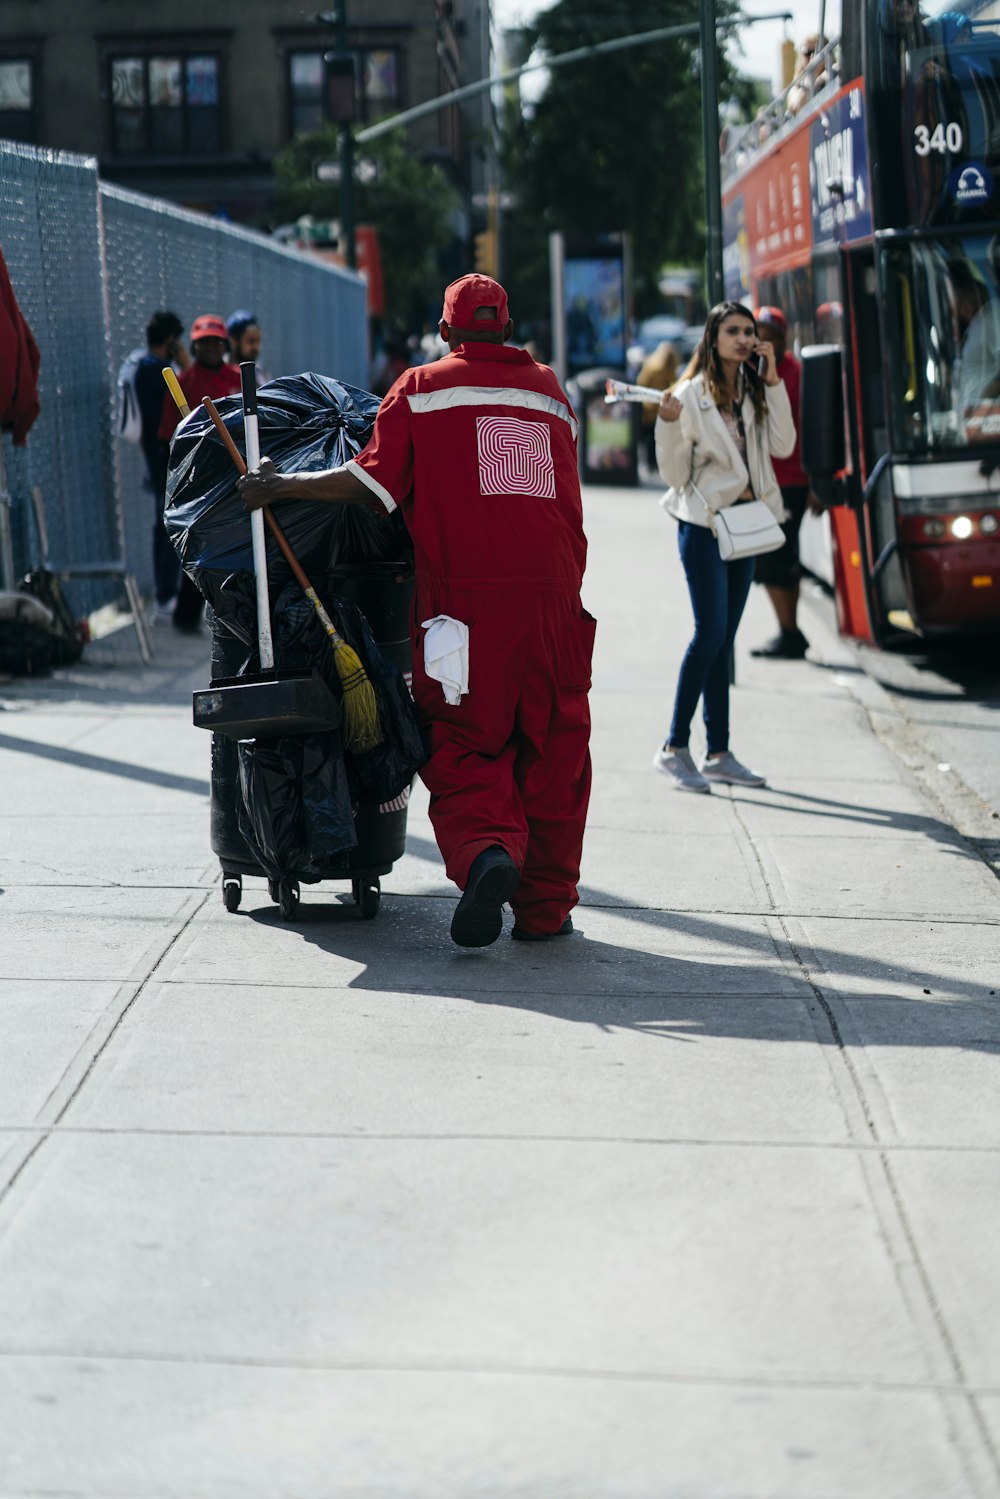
[750,629,809,659]
[511,917,575,942]
[450,846,521,948]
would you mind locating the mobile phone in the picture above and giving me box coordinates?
[756,354,766,376]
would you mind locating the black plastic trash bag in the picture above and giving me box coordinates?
[237,731,356,884]
[164,373,412,620]
[268,582,426,805]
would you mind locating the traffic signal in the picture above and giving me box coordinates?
[474,228,497,276]
[325,54,357,124]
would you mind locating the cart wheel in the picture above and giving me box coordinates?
[222,876,242,913]
[359,879,380,920]
[268,879,281,905]
[278,880,300,921]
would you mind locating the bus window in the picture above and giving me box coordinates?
[880,233,1000,453]
[813,255,843,345]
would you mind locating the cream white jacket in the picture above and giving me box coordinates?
[654,373,796,527]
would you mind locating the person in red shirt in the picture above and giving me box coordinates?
[750,306,817,660]
[157,314,241,442]
[239,273,595,949]
[159,315,241,632]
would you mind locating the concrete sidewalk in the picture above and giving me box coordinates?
[1,482,999,1498]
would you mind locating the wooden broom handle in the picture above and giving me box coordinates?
[201,395,313,596]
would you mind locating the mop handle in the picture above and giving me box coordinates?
[162,367,190,416]
[604,378,669,405]
[240,363,274,671]
[202,396,345,645]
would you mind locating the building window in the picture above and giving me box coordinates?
[289,51,324,135]
[0,59,35,143]
[110,52,221,156]
[363,50,399,121]
[287,47,400,136]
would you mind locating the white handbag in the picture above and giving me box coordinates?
[710,496,786,561]
[681,471,785,562]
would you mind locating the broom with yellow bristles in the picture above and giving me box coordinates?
[206,378,382,754]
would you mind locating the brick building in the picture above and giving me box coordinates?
[0,0,493,222]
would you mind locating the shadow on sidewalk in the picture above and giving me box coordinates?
[0,731,209,797]
[726,785,987,858]
[236,832,999,1052]
[0,623,208,710]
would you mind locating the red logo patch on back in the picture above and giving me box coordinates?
[476,415,556,498]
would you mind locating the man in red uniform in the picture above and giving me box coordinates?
[239,273,595,949]
[159,315,241,632]
[750,306,816,659]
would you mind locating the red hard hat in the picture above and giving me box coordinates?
[189,314,229,343]
[753,305,787,332]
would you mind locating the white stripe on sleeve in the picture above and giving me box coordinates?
[345,459,397,513]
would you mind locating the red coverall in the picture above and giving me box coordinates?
[349,342,595,937]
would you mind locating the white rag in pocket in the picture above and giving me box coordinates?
[421,614,469,706]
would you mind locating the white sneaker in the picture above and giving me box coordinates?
[701,751,766,787]
[152,597,177,623]
[652,746,711,794]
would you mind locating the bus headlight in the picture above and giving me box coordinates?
[951,516,974,539]
[923,519,946,538]
[980,514,999,535]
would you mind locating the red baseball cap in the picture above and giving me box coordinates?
[189,314,229,343]
[753,305,787,332]
[441,274,510,330]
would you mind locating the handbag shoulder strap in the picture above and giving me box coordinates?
[731,399,757,500]
[686,462,716,530]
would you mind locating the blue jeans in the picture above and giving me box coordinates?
[668,520,755,755]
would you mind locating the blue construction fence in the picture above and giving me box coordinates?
[0,138,367,605]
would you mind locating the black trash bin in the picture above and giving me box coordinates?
[208,566,415,921]
[568,366,639,487]
[165,372,420,923]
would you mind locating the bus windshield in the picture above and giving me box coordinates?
[881,233,1000,453]
[871,0,1000,223]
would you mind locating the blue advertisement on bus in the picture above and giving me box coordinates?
[810,85,874,247]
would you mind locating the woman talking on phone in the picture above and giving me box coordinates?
[653,301,795,793]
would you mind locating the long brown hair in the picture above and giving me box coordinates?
[678,301,768,422]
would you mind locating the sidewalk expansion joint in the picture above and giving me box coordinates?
[0,892,210,1214]
[0,1343,996,1395]
[729,734,1000,1492]
[0,1125,997,1152]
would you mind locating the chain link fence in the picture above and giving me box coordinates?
[0,143,118,602]
[1,140,367,607]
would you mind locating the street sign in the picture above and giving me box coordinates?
[471,190,518,209]
[313,158,378,185]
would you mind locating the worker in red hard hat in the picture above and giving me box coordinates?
[157,315,240,444]
[158,315,242,631]
[239,272,595,949]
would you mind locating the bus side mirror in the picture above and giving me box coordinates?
[800,345,845,501]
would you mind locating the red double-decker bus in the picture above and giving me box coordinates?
[722,0,1000,645]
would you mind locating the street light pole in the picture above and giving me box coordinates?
[353,12,790,301]
[317,6,357,270]
[335,3,356,270]
[700,0,725,306]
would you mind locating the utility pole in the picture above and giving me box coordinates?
[700,0,725,306]
[317,7,357,269]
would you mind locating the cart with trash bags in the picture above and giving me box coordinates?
[164,371,426,921]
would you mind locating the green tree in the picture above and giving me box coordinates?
[273,128,461,332]
[500,0,745,334]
